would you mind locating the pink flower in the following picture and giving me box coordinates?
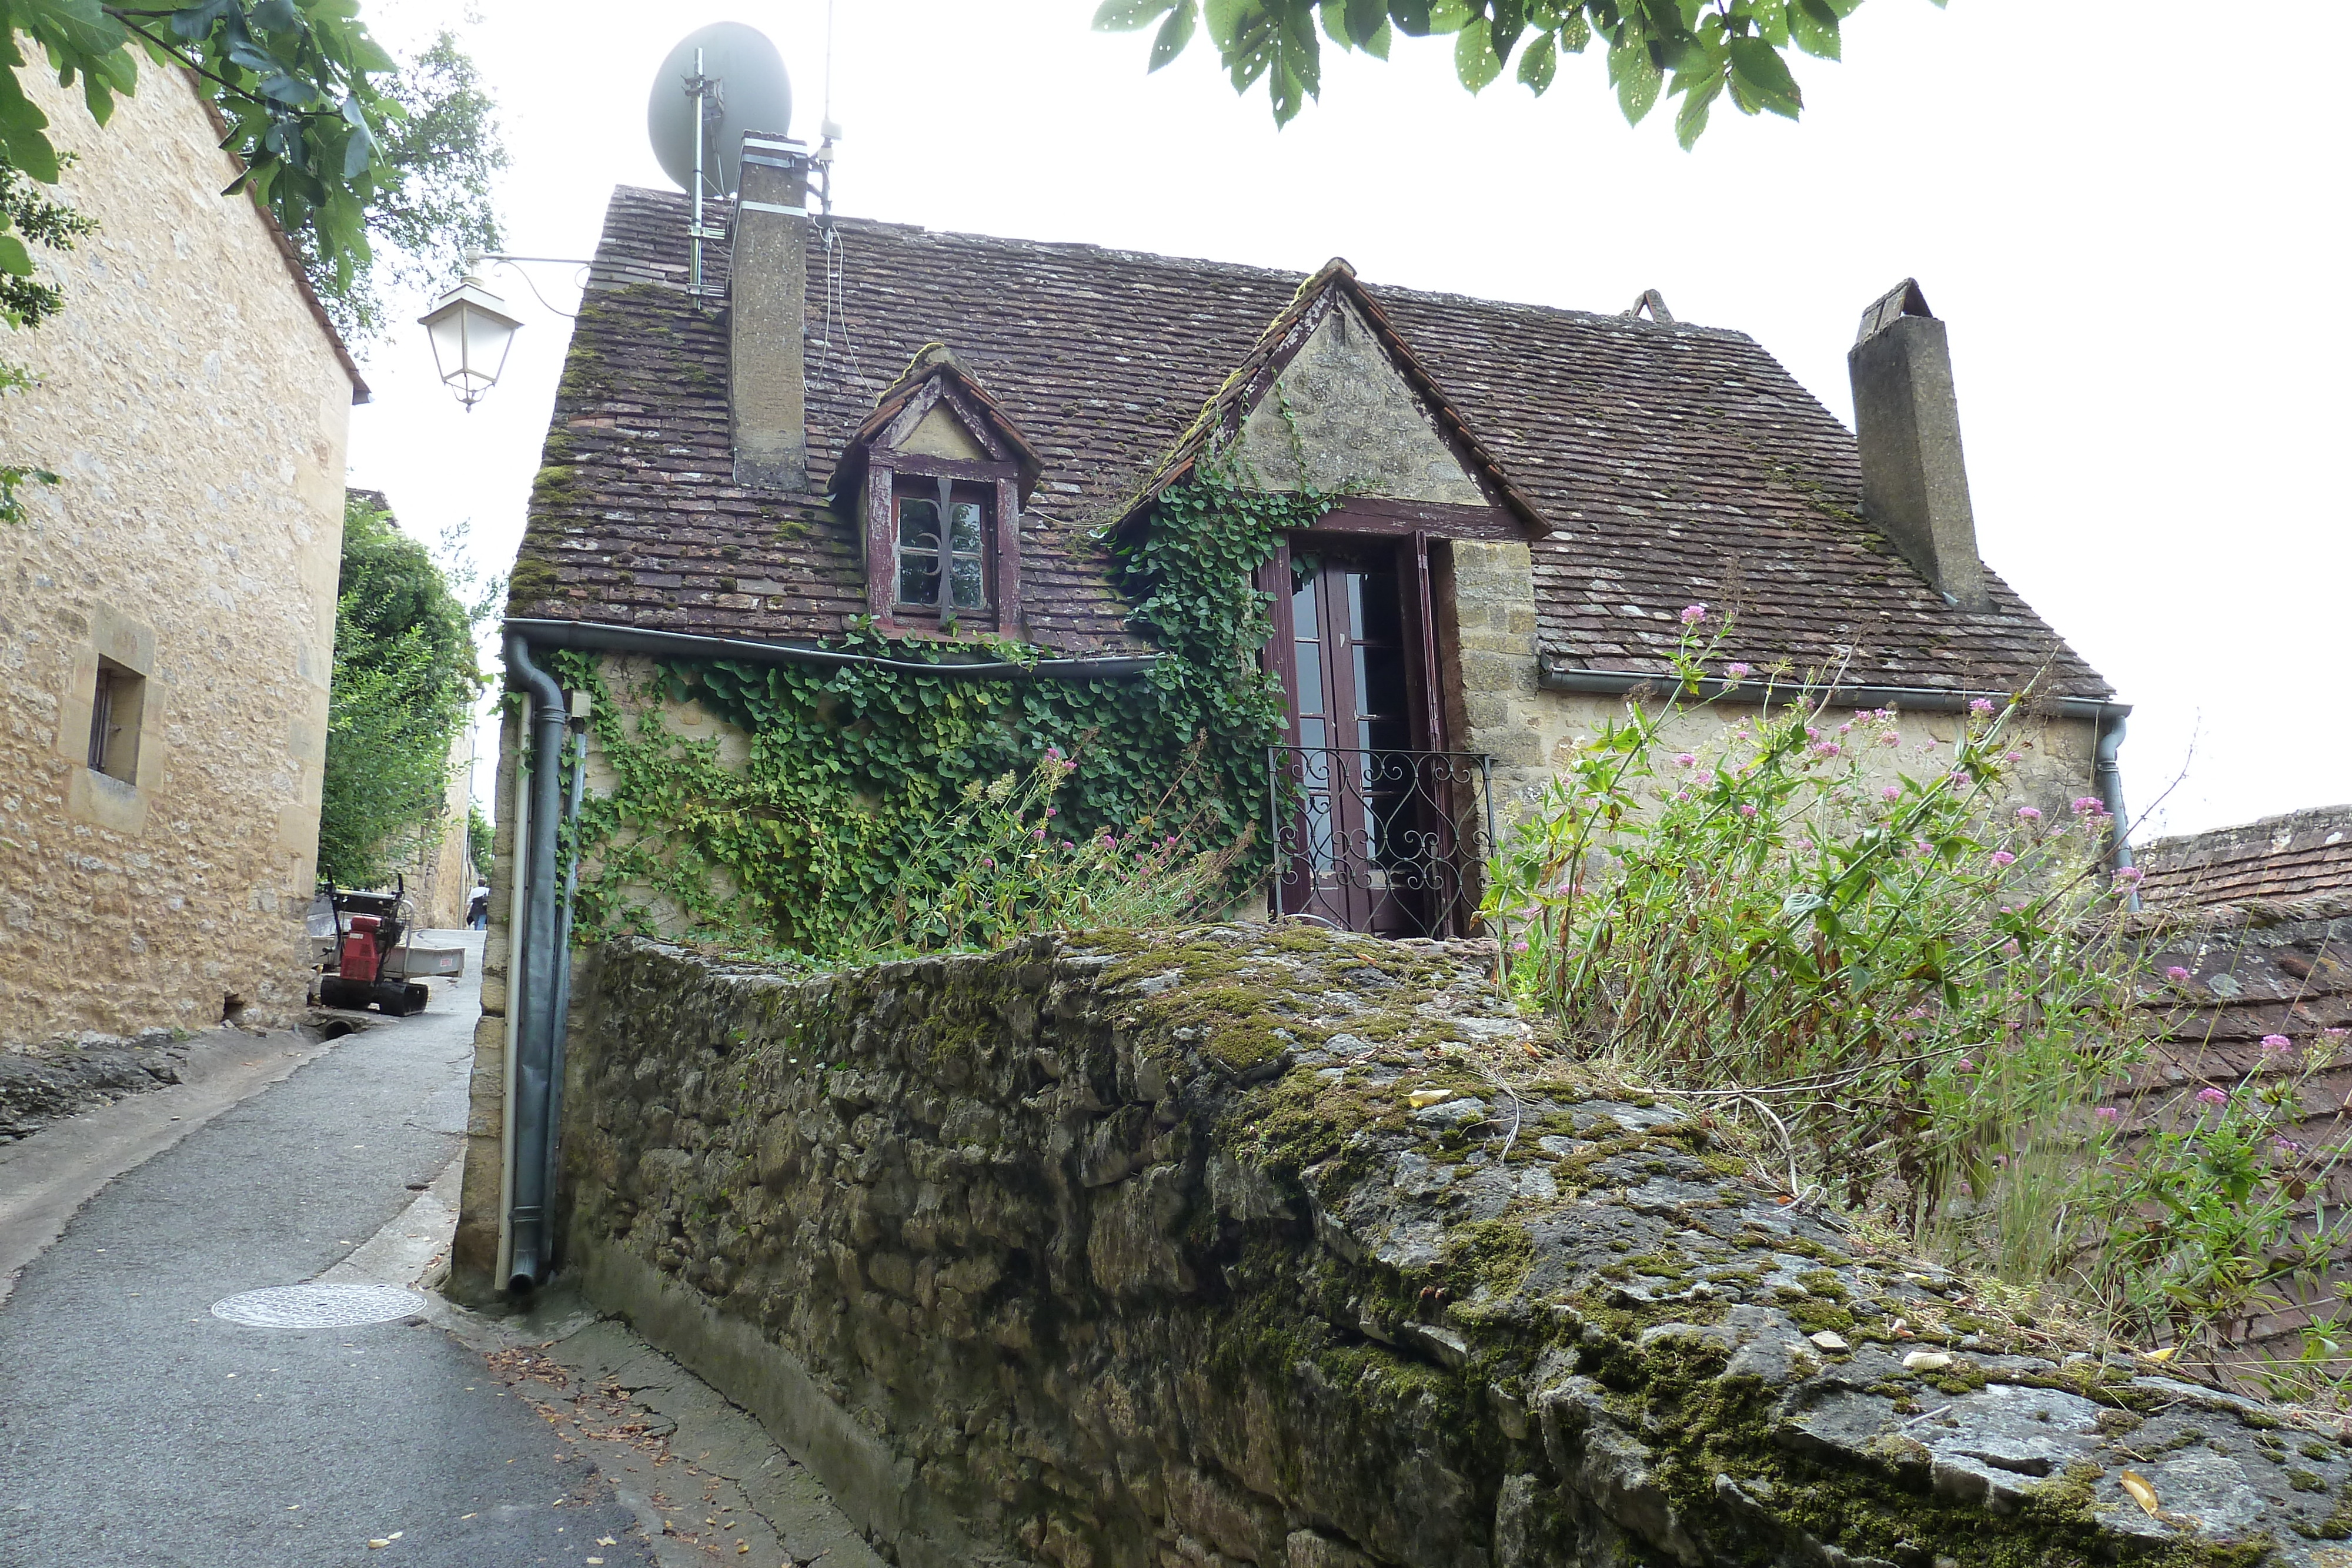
[1813,743,1840,758]
[2004,751,2024,763]
[1674,790,1691,802]
[2164,965,2192,983]
[2072,796,2107,817]
[2262,1034,2294,1054]
[2116,865,2144,884]
[2327,1028,2350,1038]
[1969,697,1996,717]
[1990,851,2015,867]
[1674,753,1698,767]
[1033,828,1047,840]
[1681,604,1708,625]
[1956,1058,1977,1074]
[1738,804,1759,818]
[1044,807,1058,817]
[1063,840,1076,851]
[1164,835,1178,847]
[1805,727,1820,741]
[981,857,997,869]
[2196,1086,2229,1107]
[1838,723,1853,735]
[1555,879,1576,895]
[1511,938,1531,953]
[2000,939,2021,957]
[2094,1106,2121,1124]
[1793,838,1814,853]
[1726,661,1751,678]
[1879,731,1902,747]
[1881,786,1900,802]
[2273,1137,2302,1156]
[2016,806,2042,822]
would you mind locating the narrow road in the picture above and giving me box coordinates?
[0,932,655,1568]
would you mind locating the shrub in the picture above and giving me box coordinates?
[1482,616,2146,1278]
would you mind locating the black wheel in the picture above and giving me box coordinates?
[403,984,429,1016]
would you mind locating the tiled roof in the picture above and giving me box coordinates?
[2137,806,2352,909]
[511,185,2113,696]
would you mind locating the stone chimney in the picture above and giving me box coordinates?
[1846,279,1988,611]
[729,132,810,490]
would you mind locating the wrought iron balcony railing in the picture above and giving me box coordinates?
[1267,745,1496,940]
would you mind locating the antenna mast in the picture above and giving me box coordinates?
[683,48,727,306]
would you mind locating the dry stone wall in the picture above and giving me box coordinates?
[562,927,2337,1568]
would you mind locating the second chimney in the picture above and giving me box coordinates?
[1846,279,1987,611]
[730,132,810,490]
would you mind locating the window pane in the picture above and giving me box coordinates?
[897,498,940,547]
[949,554,984,609]
[898,551,938,605]
[948,500,984,553]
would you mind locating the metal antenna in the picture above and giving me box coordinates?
[683,48,727,306]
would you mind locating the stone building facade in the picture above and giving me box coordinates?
[460,156,2127,1298]
[0,68,366,1048]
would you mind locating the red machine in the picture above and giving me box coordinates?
[318,881,430,1016]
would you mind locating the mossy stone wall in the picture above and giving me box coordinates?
[557,928,2328,1568]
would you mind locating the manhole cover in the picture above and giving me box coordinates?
[210,1282,429,1328]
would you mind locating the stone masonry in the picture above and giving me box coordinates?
[552,926,2327,1568]
[1432,538,2102,827]
[0,66,359,1048]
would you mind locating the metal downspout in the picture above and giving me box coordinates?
[503,632,566,1293]
[2094,705,2138,909]
[541,705,589,1251]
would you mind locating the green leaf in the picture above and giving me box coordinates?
[1488,0,1526,63]
[1726,36,1801,118]
[1093,0,1178,30]
[1606,31,1661,124]
[1454,17,1502,91]
[1149,1,1200,68]
[1388,0,1434,36]
[1516,29,1556,93]
[0,234,32,276]
[1343,0,1387,46]
[1791,0,1840,58]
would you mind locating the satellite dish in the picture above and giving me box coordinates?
[646,22,793,199]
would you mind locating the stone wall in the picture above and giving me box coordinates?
[0,67,358,1047]
[1432,539,2104,825]
[554,926,2320,1567]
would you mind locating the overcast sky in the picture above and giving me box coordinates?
[349,1,2348,843]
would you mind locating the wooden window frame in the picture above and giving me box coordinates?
[858,387,1025,634]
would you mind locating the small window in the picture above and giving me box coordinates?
[894,480,990,616]
[86,657,145,783]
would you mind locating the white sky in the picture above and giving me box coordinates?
[348,1,2349,844]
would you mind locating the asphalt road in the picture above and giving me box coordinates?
[0,934,655,1568]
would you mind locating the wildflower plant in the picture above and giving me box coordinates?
[1481,614,2147,1275]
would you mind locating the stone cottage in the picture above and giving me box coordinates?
[460,137,2127,1297]
[0,68,366,1053]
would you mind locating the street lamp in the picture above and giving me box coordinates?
[417,259,523,411]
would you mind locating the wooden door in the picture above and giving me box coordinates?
[1272,542,1429,934]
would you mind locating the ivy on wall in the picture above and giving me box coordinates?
[549,472,1328,959]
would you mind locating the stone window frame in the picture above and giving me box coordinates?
[858,380,1024,634]
[55,603,166,833]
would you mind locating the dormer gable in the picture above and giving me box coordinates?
[1117,259,1549,534]
[833,345,1043,634]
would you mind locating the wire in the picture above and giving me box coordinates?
[485,258,586,320]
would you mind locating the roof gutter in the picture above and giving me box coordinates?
[1539,663,2137,875]
[1535,663,2129,724]
[504,618,1160,681]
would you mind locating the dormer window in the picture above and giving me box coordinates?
[894,479,991,615]
[831,344,1044,638]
